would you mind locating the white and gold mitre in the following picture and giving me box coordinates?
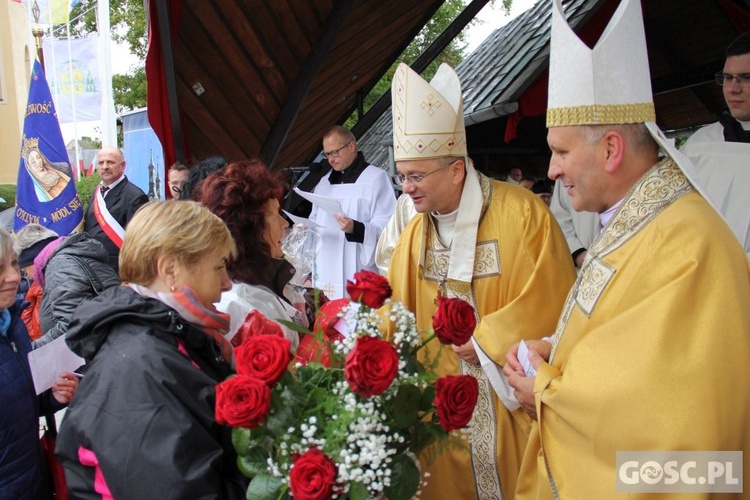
[547,0,655,127]
[547,0,717,211]
[391,62,467,161]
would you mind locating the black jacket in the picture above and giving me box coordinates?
[0,298,61,500]
[56,286,247,499]
[35,232,120,348]
[84,176,149,272]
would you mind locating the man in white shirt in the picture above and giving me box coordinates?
[681,31,750,255]
[308,126,396,299]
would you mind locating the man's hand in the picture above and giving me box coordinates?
[333,213,354,234]
[507,349,545,420]
[52,372,79,405]
[452,340,479,366]
[503,339,552,377]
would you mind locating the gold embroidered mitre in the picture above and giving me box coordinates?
[547,0,655,127]
[391,63,467,161]
[547,0,713,207]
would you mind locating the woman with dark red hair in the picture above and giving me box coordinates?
[196,160,305,350]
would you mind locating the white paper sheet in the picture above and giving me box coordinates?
[28,334,85,395]
[518,340,537,377]
[293,187,344,217]
[282,210,323,228]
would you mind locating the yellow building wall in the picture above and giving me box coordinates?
[0,1,33,185]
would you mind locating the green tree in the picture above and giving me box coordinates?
[112,67,147,114]
[345,0,513,128]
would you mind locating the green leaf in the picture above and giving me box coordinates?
[392,384,421,428]
[237,446,269,478]
[383,453,421,500]
[420,385,436,412]
[276,319,311,335]
[246,474,285,500]
[348,481,369,500]
[266,402,295,436]
[232,427,252,455]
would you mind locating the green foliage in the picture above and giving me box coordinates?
[69,0,147,58]
[75,172,101,211]
[0,185,17,211]
[246,474,285,500]
[112,67,147,114]
[383,454,421,500]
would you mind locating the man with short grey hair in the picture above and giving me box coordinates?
[84,146,148,272]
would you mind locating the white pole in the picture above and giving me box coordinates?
[97,0,117,147]
[66,22,81,180]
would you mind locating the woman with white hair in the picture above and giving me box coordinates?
[0,226,78,499]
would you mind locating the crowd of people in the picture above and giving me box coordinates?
[2,0,749,498]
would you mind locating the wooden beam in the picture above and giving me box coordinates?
[350,0,492,140]
[155,0,186,163]
[260,0,353,169]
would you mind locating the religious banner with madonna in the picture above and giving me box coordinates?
[15,59,84,235]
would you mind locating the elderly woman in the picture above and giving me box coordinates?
[13,224,120,347]
[197,160,306,349]
[0,227,78,499]
[13,224,59,340]
[56,201,247,499]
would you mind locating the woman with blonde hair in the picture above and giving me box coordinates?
[56,201,247,499]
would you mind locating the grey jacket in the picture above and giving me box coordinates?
[35,232,121,348]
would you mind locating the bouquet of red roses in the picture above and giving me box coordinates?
[215,271,479,500]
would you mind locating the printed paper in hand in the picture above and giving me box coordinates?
[28,334,85,394]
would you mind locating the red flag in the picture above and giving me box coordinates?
[85,161,94,176]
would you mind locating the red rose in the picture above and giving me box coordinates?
[215,375,271,429]
[289,447,337,500]
[432,296,477,346]
[344,335,399,398]
[433,374,479,432]
[235,335,292,386]
[346,270,392,309]
[231,309,285,347]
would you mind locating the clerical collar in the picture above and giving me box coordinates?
[100,174,125,194]
[328,153,368,185]
[431,208,458,248]
[599,199,623,230]
[742,120,750,131]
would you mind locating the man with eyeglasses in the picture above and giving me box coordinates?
[681,31,750,255]
[385,62,575,500]
[307,125,395,299]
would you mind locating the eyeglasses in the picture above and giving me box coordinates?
[395,161,456,187]
[715,72,750,86]
[170,185,182,194]
[322,141,353,159]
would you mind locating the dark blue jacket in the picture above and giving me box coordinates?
[0,298,60,499]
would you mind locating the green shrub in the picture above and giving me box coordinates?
[0,185,16,211]
[76,173,101,211]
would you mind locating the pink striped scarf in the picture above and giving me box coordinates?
[127,283,234,366]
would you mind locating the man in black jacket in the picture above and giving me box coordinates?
[84,146,148,272]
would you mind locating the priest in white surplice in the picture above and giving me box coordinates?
[681,31,750,256]
[309,126,396,298]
